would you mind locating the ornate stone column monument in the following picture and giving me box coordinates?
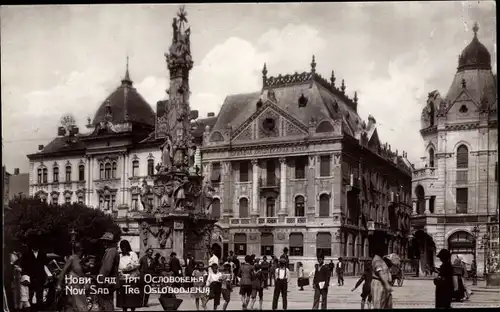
[130,6,216,262]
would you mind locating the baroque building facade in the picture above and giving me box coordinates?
[200,58,413,272]
[411,24,498,277]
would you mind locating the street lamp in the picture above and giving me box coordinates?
[69,228,77,254]
[471,225,480,286]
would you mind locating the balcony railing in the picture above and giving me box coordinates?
[231,216,307,226]
[412,167,437,180]
[258,177,279,188]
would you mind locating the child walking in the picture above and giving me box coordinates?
[351,265,372,310]
[192,262,208,311]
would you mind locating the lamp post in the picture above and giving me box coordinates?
[481,233,490,279]
[69,228,77,255]
[471,225,480,286]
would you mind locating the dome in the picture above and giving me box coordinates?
[92,64,155,127]
[457,23,491,72]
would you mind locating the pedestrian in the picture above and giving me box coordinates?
[208,249,220,275]
[239,255,254,309]
[19,274,31,312]
[280,248,290,268]
[471,260,477,286]
[451,256,467,302]
[20,239,51,311]
[312,255,330,310]
[269,256,277,287]
[231,254,240,286]
[249,263,264,310]
[434,249,453,309]
[55,242,87,311]
[204,263,223,311]
[191,262,208,311]
[336,257,345,286]
[117,240,142,312]
[170,252,182,288]
[297,262,307,291]
[370,245,393,309]
[139,248,156,307]
[96,232,120,312]
[351,265,372,310]
[260,256,270,289]
[272,257,289,310]
[185,253,196,289]
[328,260,334,278]
[220,263,233,311]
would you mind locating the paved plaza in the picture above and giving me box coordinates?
[136,277,499,310]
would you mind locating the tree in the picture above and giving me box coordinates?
[4,197,121,257]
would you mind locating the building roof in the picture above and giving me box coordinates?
[92,65,155,127]
[457,23,492,72]
[37,136,87,155]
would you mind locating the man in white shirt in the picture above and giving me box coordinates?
[208,248,219,275]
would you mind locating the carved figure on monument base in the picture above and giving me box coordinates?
[173,176,189,212]
[160,134,174,172]
[159,180,175,212]
[138,179,152,213]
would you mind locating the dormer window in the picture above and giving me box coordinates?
[459,105,468,114]
[298,93,308,107]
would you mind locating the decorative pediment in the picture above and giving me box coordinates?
[53,162,59,168]
[75,189,85,197]
[35,190,48,199]
[448,90,478,113]
[63,190,73,196]
[78,159,85,165]
[232,101,308,142]
[96,154,119,162]
[132,154,139,161]
[65,160,72,167]
[147,153,154,160]
[50,191,60,196]
[131,186,140,195]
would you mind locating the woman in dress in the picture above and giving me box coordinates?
[191,262,207,311]
[452,256,467,301]
[297,262,305,291]
[434,249,454,309]
[56,242,87,312]
[370,245,393,309]
[117,240,142,312]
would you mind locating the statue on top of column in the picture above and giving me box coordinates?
[166,6,193,68]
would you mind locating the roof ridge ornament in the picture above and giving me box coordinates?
[311,55,316,74]
[121,56,133,86]
[262,63,268,87]
[341,79,346,94]
[330,70,336,88]
[472,22,479,38]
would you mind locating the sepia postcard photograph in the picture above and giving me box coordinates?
[1,2,498,311]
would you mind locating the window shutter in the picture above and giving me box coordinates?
[289,233,304,247]
[316,233,331,249]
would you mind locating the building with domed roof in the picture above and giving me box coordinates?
[26,61,216,251]
[411,23,498,277]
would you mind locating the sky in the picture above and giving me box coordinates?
[1,2,497,173]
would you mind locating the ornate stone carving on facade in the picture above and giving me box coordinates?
[284,120,306,136]
[233,126,253,141]
[63,190,73,196]
[138,179,153,212]
[250,234,258,241]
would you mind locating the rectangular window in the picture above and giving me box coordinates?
[111,194,116,210]
[53,168,59,183]
[38,169,42,184]
[147,160,154,176]
[211,162,221,183]
[132,194,138,211]
[239,161,249,182]
[104,195,110,210]
[132,161,139,177]
[78,166,85,181]
[235,243,247,256]
[456,188,468,214]
[295,157,306,179]
[42,169,48,184]
[65,167,71,182]
[320,155,331,177]
[261,245,274,256]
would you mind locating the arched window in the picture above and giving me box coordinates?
[78,165,85,181]
[448,231,474,254]
[132,160,139,177]
[457,145,469,169]
[37,168,42,183]
[42,168,48,183]
[234,233,247,256]
[295,196,305,217]
[100,164,104,179]
[429,148,435,167]
[112,162,117,178]
[212,198,221,219]
[239,198,249,218]
[65,166,71,182]
[266,197,275,217]
[316,232,332,257]
[53,167,59,183]
[289,233,304,256]
[415,185,425,215]
[147,159,154,176]
[319,194,330,217]
[105,163,111,179]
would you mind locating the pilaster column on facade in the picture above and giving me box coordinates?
[89,157,95,208]
[307,155,316,212]
[278,157,288,216]
[251,159,259,216]
[332,230,342,258]
[121,153,126,205]
[412,200,417,215]
[86,156,91,205]
[222,161,233,214]
[424,196,430,215]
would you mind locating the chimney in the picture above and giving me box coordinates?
[38,145,44,151]
[70,126,79,136]
[207,112,215,117]
[190,110,199,120]
[14,168,20,175]
[58,127,66,136]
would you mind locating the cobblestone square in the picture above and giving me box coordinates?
[138,278,499,310]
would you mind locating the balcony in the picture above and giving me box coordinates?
[230,216,307,227]
[258,177,279,194]
[412,167,438,181]
[346,174,361,193]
